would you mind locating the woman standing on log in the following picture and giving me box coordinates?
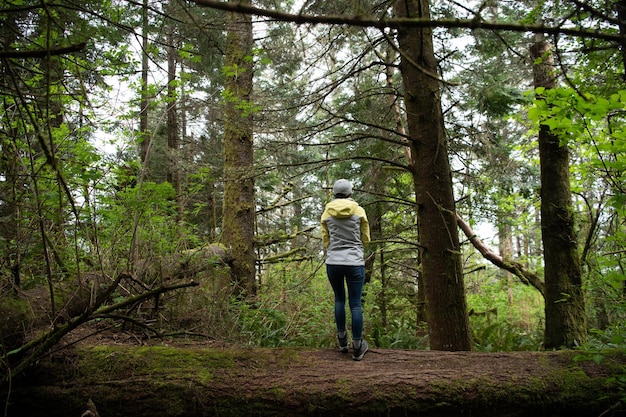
[321,179,371,361]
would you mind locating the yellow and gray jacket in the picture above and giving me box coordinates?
[321,198,370,266]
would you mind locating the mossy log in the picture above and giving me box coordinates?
[4,345,626,417]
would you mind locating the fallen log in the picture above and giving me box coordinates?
[3,343,625,417]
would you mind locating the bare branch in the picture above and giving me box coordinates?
[456,213,546,297]
[3,278,199,383]
[190,0,622,42]
[0,42,87,58]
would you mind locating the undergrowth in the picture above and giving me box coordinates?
[162,259,626,354]
[172,262,549,352]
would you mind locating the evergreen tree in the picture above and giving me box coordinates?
[222,1,256,297]
[394,0,472,351]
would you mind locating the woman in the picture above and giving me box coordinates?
[321,179,370,360]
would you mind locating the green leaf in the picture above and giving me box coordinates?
[592,354,604,365]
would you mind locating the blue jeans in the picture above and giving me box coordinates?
[326,264,365,340]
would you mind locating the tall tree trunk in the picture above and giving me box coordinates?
[615,0,626,298]
[0,132,21,289]
[222,3,256,297]
[530,38,587,349]
[385,43,426,326]
[166,20,183,222]
[139,0,150,169]
[393,0,472,351]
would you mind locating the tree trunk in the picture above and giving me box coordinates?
[139,0,150,168]
[166,19,183,222]
[393,0,472,351]
[5,344,625,417]
[222,3,256,297]
[530,38,587,349]
[384,43,426,327]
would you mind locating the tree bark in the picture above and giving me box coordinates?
[4,344,625,417]
[393,0,472,351]
[530,39,587,349]
[384,44,426,326]
[222,2,256,297]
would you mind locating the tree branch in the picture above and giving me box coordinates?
[0,42,87,58]
[456,214,545,297]
[3,278,199,383]
[190,0,623,42]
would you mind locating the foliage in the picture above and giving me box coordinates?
[583,326,626,351]
[224,261,333,348]
[201,259,546,352]
[574,325,626,405]
[466,279,544,351]
[0,294,33,351]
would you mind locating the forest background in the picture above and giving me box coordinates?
[1,0,626,379]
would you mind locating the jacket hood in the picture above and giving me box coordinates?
[325,198,359,218]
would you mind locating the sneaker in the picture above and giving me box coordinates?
[338,334,349,353]
[352,339,368,361]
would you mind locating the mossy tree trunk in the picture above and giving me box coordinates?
[393,0,472,351]
[4,345,625,417]
[222,3,256,298]
[530,38,587,349]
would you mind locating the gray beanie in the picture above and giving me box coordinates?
[332,179,353,197]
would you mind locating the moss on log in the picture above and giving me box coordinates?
[4,345,626,417]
